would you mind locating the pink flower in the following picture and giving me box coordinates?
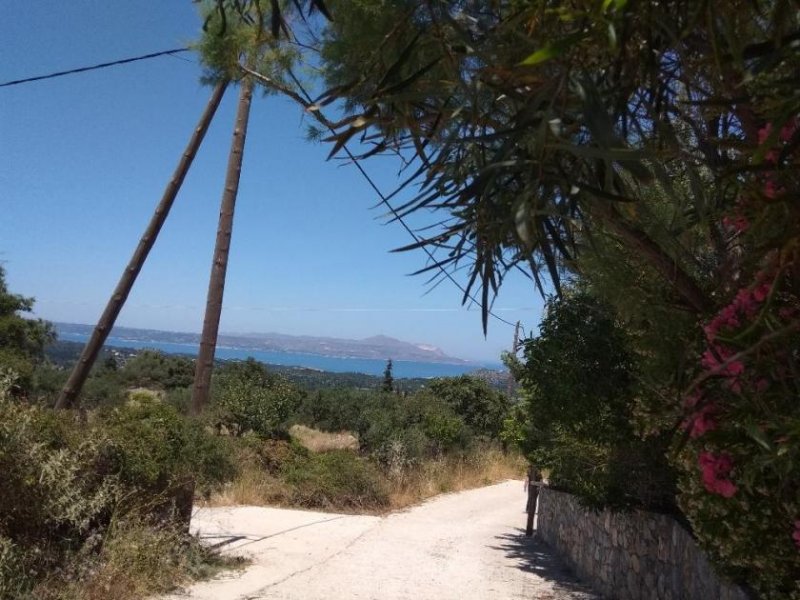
[721,304,738,321]
[703,323,719,342]
[703,282,772,343]
[722,215,749,233]
[726,379,742,394]
[701,346,739,373]
[683,403,717,438]
[765,180,781,199]
[727,361,745,376]
[765,149,780,164]
[698,452,738,498]
[793,521,800,550]
[733,290,752,314]
[753,282,771,303]
[754,378,769,393]
[701,349,721,370]
[710,478,737,498]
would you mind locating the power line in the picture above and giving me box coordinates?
[1,46,522,331]
[0,47,191,88]
[274,66,520,330]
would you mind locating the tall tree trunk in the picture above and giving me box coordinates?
[55,80,229,410]
[190,76,254,416]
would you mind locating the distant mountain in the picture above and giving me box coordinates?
[54,323,473,365]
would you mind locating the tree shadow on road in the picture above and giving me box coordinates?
[196,516,347,552]
[489,528,598,598]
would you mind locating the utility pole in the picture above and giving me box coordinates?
[55,81,228,409]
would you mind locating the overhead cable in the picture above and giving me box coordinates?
[0,47,191,88]
[269,65,520,330]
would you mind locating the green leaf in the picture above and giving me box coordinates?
[745,423,772,452]
[602,0,628,11]
[519,32,586,66]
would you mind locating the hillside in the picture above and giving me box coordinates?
[54,323,472,364]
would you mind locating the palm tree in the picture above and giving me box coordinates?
[55,80,228,410]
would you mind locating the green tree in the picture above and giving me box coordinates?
[521,292,634,441]
[355,390,469,462]
[428,376,509,440]
[518,290,675,508]
[211,358,304,437]
[56,0,333,410]
[381,359,394,393]
[119,350,195,390]
[312,7,800,593]
[0,267,54,395]
[314,0,796,322]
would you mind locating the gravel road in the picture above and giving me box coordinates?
[164,480,598,600]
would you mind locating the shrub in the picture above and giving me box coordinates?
[281,449,388,510]
[0,373,119,598]
[678,445,799,600]
[100,393,234,498]
[518,291,676,510]
[0,374,236,598]
[421,409,467,452]
[354,391,473,464]
[427,376,510,439]
[119,350,194,390]
[211,358,304,437]
[674,264,800,600]
[294,388,371,432]
[0,536,33,600]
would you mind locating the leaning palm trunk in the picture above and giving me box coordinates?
[190,75,254,416]
[55,80,229,410]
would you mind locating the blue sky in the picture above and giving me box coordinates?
[0,2,544,363]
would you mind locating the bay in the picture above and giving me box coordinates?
[58,332,488,378]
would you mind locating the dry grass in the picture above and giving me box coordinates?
[386,448,526,510]
[289,424,359,452]
[29,521,244,600]
[206,440,525,514]
[206,463,294,507]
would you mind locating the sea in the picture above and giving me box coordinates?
[58,332,491,379]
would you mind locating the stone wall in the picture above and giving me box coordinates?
[536,487,750,600]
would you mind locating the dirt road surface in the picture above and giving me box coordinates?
[165,480,598,600]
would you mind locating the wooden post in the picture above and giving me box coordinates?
[525,465,542,537]
[54,80,229,409]
[190,75,254,416]
[525,484,538,536]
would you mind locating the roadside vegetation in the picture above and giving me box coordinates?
[310,2,800,598]
[0,267,519,598]
[4,1,798,599]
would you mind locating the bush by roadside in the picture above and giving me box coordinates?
[207,429,524,513]
[0,372,237,600]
